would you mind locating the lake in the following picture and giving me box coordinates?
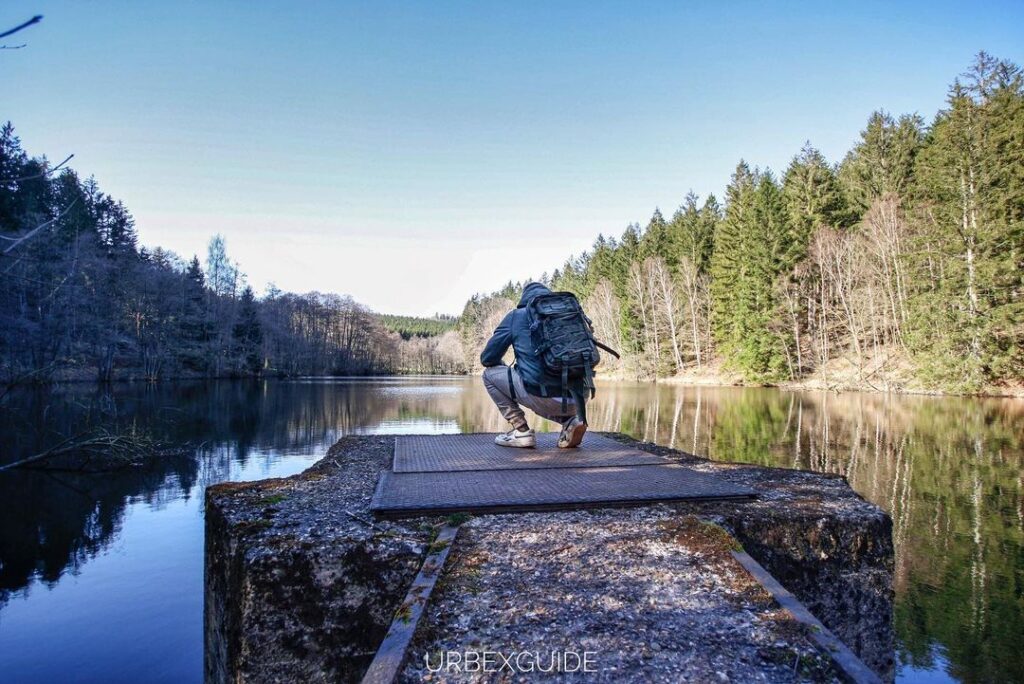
[0,377,1021,683]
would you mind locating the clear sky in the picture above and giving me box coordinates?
[4,1,1023,316]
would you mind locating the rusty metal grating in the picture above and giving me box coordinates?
[371,463,754,517]
[393,432,669,473]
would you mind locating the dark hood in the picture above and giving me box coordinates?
[517,282,551,308]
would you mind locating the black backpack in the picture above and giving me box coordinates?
[526,291,620,422]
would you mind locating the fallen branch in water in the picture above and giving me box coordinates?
[0,427,163,473]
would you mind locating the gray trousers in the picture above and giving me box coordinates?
[482,365,576,429]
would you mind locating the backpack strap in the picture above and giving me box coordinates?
[594,340,621,359]
[571,386,588,424]
[584,357,595,399]
[560,362,569,414]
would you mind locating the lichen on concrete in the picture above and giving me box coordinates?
[205,436,441,683]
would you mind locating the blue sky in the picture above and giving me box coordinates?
[4,1,1023,315]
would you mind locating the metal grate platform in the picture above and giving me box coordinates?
[371,465,754,518]
[393,432,669,473]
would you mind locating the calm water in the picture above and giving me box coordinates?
[0,378,1021,683]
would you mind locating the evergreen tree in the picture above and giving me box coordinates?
[698,195,721,271]
[670,191,716,273]
[711,164,792,381]
[232,286,263,376]
[0,122,28,229]
[783,143,850,246]
[178,256,212,372]
[641,208,670,262]
[614,225,645,362]
[711,162,758,362]
[839,111,924,214]
[908,53,1024,388]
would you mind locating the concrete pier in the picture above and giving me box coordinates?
[205,433,893,683]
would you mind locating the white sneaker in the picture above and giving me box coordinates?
[495,428,536,448]
[558,417,587,448]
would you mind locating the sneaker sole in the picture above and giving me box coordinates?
[559,422,587,449]
[495,440,536,449]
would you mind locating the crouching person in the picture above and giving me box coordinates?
[480,282,588,449]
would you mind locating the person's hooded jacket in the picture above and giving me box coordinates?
[479,282,586,398]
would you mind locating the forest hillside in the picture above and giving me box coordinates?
[459,53,1024,394]
[3,53,1021,392]
[0,130,465,382]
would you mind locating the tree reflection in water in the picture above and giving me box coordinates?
[0,378,1020,682]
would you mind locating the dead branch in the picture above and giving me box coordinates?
[2,154,74,182]
[0,426,159,472]
[1,197,79,254]
[0,15,42,40]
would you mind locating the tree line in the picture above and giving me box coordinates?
[379,314,458,340]
[0,125,466,383]
[5,53,1019,390]
[461,53,1024,393]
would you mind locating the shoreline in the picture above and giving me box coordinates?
[595,357,1024,399]
[6,369,1023,399]
[654,374,1024,399]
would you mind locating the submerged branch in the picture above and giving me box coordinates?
[0,427,174,473]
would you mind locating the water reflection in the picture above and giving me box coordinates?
[590,387,1024,683]
[0,378,1020,683]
